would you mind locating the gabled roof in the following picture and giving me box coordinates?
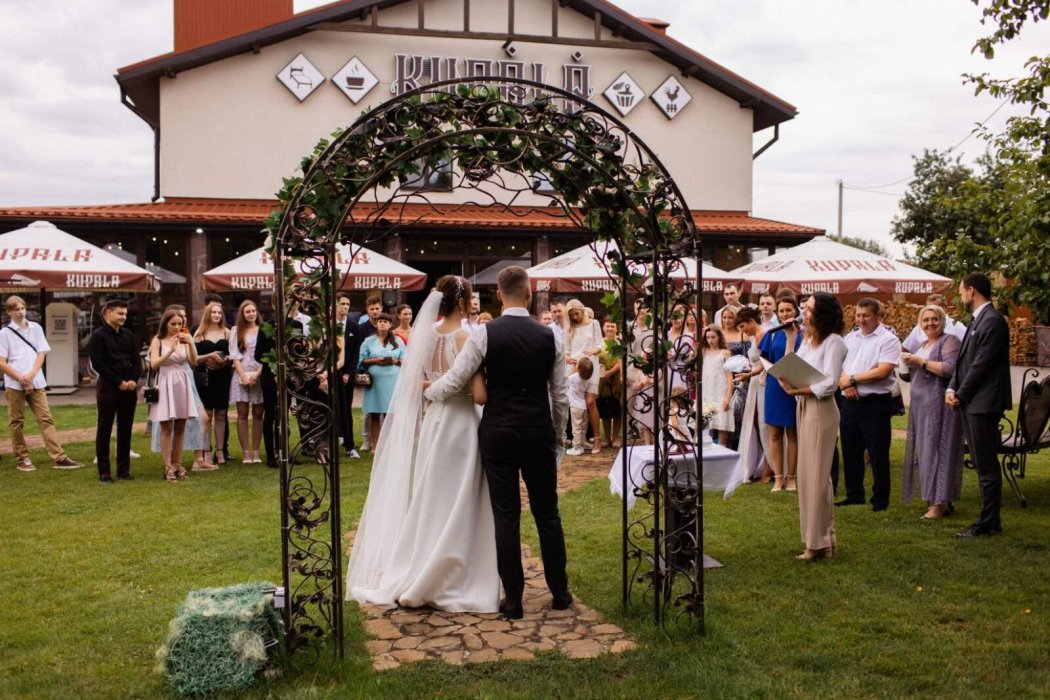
[116,0,796,131]
[0,198,823,239]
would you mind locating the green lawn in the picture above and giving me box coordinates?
[2,411,1049,698]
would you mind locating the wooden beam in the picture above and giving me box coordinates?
[313,22,656,50]
[370,5,377,27]
[551,0,558,38]
[464,0,470,32]
[418,0,425,30]
[594,10,601,41]
[509,0,515,34]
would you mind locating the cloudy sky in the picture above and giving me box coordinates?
[0,0,1046,256]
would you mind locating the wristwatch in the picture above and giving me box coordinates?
[921,360,929,371]
[849,375,857,388]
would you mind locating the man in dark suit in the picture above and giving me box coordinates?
[254,314,279,468]
[336,292,365,458]
[425,266,571,620]
[947,272,1012,537]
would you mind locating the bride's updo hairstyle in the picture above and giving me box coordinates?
[435,275,473,317]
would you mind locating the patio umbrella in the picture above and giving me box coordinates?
[730,236,953,297]
[0,221,155,291]
[202,243,427,292]
[525,241,735,293]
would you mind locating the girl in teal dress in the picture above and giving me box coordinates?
[358,313,405,449]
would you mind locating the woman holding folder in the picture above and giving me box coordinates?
[777,293,846,562]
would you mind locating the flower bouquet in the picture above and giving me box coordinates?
[699,401,719,446]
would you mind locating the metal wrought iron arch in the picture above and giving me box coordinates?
[271,76,705,658]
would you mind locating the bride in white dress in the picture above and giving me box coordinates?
[346,276,500,612]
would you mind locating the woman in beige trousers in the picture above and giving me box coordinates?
[778,293,847,561]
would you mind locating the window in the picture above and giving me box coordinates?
[401,158,453,192]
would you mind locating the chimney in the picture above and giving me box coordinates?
[638,17,670,35]
[174,0,294,52]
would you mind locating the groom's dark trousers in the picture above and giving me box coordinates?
[479,423,568,608]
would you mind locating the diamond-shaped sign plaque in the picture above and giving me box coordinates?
[332,56,379,104]
[602,71,645,117]
[276,53,325,102]
[651,76,693,120]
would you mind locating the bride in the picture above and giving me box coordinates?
[345,275,500,612]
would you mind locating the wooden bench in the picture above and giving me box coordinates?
[995,369,1050,507]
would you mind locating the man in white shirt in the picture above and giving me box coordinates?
[462,295,481,329]
[758,293,778,330]
[902,293,967,352]
[836,298,901,511]
[548,301,567,343]
[713,283,741,327]
[0,296,82,472]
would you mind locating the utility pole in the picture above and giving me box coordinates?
[836,179,843,240]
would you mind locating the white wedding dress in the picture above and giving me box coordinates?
[346,292,500,612]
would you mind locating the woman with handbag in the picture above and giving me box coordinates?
[900,305,963,520]
[597,317,623,448]
[194,301,232,466]
[149,309,199,482]
[228,300,265,464]
[357,313,405,450]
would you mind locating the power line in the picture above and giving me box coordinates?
[843,98,1009,191]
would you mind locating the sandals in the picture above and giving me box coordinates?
[771,475,785,493]
[786,474,797,492]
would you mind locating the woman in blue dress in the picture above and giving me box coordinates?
[759,296,802,492]
[358,312,405,450]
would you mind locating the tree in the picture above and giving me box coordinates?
[892,1,1050,322]
[834,234,891,258]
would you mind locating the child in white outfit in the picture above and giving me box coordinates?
[567,357,593,456]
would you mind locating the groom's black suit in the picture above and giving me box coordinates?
[425,307,570,611]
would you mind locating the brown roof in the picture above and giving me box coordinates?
[0,198,822,237]
[116,0,796,132]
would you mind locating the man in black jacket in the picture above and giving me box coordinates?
[336,292,364,458]
[87,300,141,482]
[947,272,1012,537]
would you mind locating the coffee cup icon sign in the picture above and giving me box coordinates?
[346,76,365,89]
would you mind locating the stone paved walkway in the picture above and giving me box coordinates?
[351,447,637,671]
[0,422,148,454]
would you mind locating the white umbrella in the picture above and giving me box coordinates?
[730,236,953,296]
[0,221,155,291]
[203,244,427,292]
[526,241,735,293]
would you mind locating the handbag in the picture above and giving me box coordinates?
[355,372,372,388]
[143,366,159,404]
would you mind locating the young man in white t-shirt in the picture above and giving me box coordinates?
[0,296,82,472]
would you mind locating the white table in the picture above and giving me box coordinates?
[608,443,745,510]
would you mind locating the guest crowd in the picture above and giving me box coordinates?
[3,271,1014,556]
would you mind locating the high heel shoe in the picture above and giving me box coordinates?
[771,475,785,492]
[796,547,833,561]
[175,465,187,480]
[164,466,178,482]
[785,474,797,491]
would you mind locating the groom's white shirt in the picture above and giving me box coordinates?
[424,307,570,437]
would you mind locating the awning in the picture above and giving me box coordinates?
[203,244,427,292]
[0,221,156,292]
[729,236,953,296]
[525,241,736,293]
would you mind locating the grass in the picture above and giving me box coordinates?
[2,408,1050,698]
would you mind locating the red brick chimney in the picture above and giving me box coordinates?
[174,0,294,52]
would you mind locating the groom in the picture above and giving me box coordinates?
[425,266,571,619]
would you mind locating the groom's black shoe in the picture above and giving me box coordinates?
[499,598,524,620]
[551,592,574,611]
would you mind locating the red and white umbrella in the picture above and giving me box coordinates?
[203,244,427,292]
[0,221,155,291]
[730,237,953,297]
[525,241,735,293]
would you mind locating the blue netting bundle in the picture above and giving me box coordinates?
[156,581,284,696]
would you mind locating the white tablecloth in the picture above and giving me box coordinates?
[608,444,745,509]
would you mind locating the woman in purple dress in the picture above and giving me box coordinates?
[900,305,963,519]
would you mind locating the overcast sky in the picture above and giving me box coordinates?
[0,0,1046,256]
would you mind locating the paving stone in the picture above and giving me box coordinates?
[611,640,638,654]
[462,633,484,651]
[441,650,466,666]
[501,646,535,661]
[539,623,570,636]
[372,654,400,671]
[456,625,480,635]
[573,624,590,635]
[418,635,460,651]
[576,609,601,622]
[391,649,428,663]
[452,614,481,625]
[365,619,401,640]
[593,624,622,635]
[562,639,605,659]
[405,623,431,635]
[427,614,455,627]
[555,632,582,641]
[478,619,510,632]
[392,636,423,650]
[466,648,499,664]
[365,640,393,655]
[481,631,520,650]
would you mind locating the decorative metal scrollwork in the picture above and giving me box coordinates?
[269,77,705,655]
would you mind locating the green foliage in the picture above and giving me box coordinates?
[834,234,891,257]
